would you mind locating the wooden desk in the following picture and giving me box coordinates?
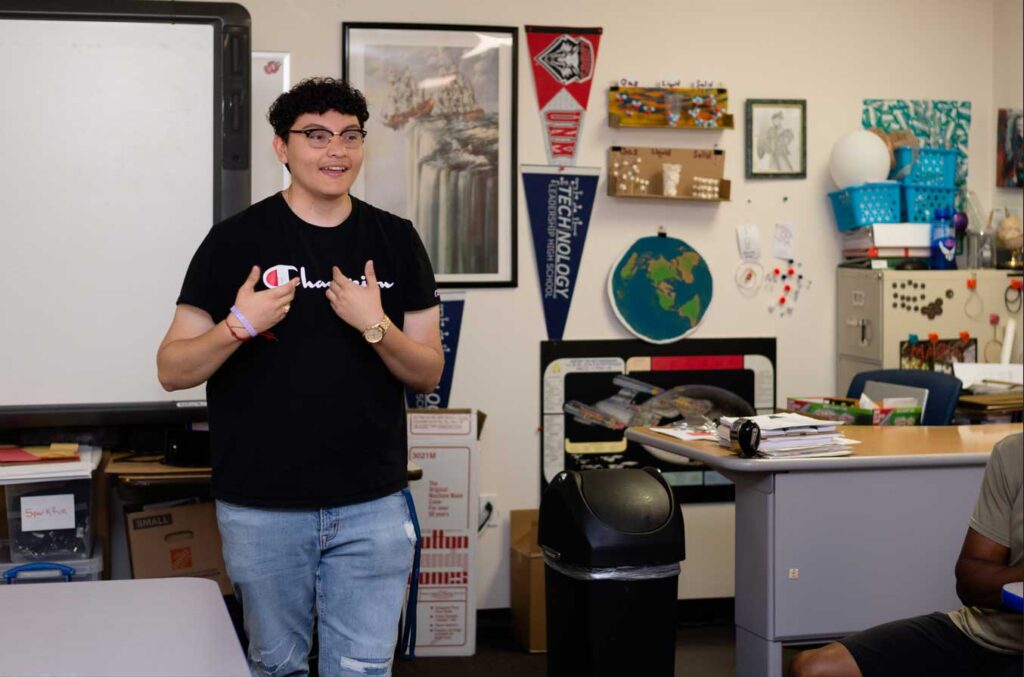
[627,423,1020,677]
[105,453,424,482]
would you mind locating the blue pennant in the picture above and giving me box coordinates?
[406,292,464,409]
[521,165,600,339]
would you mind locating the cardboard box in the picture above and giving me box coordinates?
[406,409,480,656]
[787,397,921,426]
[510,509,546,653]
[125,500,232,595]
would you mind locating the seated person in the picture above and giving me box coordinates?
[791,432,1022,677]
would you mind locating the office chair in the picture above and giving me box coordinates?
[846,369,963,425]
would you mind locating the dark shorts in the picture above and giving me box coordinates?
[839,612,1022,677]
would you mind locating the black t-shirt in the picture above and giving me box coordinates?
[177,193,439,508]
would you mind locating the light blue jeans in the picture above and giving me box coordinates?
[216,491,417,677]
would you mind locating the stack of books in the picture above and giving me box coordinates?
[716,413,858,458]
[840,223,931,269]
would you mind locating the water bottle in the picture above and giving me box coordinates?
[930,206,957,270]
[963,228,981,268]
[979,228,996,268]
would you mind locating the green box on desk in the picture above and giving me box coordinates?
[786,397,921,426]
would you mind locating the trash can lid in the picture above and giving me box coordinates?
[580,469,673,534]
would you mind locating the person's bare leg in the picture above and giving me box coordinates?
[789,642,863,677]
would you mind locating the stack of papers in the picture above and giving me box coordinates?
[716,413,858,458]
[0,443,80,465]
[0,445,102,485]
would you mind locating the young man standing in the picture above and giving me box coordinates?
[157,77,443,677]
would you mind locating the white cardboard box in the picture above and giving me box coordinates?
[406,409,479,657]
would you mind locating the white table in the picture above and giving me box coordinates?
[0,577,249,676]
[628,423,1019,677]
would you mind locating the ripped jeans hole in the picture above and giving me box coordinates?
[339,655,393,676]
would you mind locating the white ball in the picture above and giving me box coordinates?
[829,130,891,188]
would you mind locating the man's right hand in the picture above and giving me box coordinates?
[232,266,299,333]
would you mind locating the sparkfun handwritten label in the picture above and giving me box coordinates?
[21,494,76,531]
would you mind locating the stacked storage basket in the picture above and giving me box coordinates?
[828,182,902,232]
[893,147,958,222]
[828,146,959,232]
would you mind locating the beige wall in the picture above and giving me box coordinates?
[242,0,1017,608]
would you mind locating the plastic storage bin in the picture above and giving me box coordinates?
[902,184,958,223]
[893,147,957,186]
[539,467,686,677]
[5,478,93,562]
[829,182,901,231]
[1,538,103,584]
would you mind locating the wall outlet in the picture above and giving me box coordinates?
[479,493,499,529]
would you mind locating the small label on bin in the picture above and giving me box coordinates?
[21,494,76,531]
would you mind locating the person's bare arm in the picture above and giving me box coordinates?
[326,260,443,393]
[954,527,1024,609]
[373,305,443,393]
[157,266,298,391]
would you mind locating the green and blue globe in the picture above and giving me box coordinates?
[608,235,713,343]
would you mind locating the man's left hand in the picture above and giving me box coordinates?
[326,260,385,332]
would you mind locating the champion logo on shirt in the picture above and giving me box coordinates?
[262,264,395,290]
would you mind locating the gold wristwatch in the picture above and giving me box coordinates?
[362,314,391,344]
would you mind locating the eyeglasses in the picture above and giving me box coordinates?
[288,127,367,149]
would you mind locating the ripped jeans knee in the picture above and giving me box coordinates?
[248,636,306,677]
[338,655,394,676]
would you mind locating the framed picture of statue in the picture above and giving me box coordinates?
[343,22,519,287]
[745,99,807,179]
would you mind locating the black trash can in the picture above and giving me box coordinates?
[539,467,686,677]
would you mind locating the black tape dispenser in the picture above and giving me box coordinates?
[729,418,761,458]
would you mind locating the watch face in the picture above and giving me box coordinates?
[364,326,384,343]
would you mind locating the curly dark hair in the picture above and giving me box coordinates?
[267,77,369,139]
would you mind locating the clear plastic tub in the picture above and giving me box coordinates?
[1,538,103,584]
[5,478,93,562]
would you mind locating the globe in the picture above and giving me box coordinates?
[607,235,713,343]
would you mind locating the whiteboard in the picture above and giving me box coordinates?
[0,14,242,409]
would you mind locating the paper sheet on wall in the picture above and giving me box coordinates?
[736,223,761,260]
[773,223,795,260]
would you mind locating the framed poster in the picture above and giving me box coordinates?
[997,108,1023,188]
[343,22,518,287]
[745,99,807,179]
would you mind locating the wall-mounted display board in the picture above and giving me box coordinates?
[608,86,734,129]
[540,338,776,499]
[607,147,730,201]
[0,0,251,419]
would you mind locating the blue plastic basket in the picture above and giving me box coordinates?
[828,182,902,232]
[901,183,957,222]
[893,147,957,186]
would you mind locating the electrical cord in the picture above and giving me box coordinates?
[477,500,494,533]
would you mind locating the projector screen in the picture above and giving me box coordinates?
[0,2,249,415]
